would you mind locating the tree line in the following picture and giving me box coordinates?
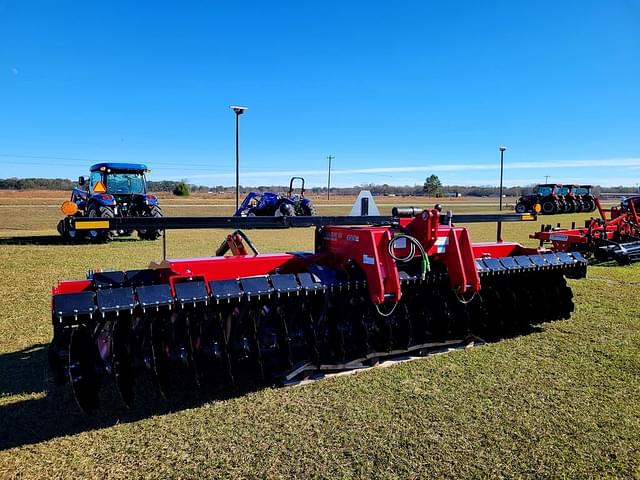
[0,176,637,197]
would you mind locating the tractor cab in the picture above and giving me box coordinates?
[532,184,558,197]
[81,163,149,196]
[575,185,592,196]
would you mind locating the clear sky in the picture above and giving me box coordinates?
[1,0,639,187]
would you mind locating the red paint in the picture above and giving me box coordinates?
[52,208,544,306]
[53,279,92,295]
[321,226,402,304]
[162,253,306,280]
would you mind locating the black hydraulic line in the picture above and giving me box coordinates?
[63,212,537,233]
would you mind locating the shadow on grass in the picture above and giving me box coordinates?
[0,345,50,397]
[0,344,239,451]
[0,327,543,451]
[582,257,629,268]
[0,235,140,246]
[0,235,72,246]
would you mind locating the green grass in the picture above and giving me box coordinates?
[0,199,639,478]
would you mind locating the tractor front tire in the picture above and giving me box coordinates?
[138,206,163,240]
[276,203,296,216]
[515,202,527,213]
[87,206,114,242]
[542,201,556,215]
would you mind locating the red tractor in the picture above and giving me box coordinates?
[516,184,566,215]
[557,185,579,213]
[573,185,597,213]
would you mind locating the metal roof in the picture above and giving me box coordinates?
[90,163,148,172]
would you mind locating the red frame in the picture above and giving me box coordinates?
[532,197,640,251]
[54,209,544,305]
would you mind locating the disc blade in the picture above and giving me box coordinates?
[150,315,170,397]
[68,327,101,415]
[111,315,134,407]
[185,311,202,387]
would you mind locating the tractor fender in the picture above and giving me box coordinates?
[88,194,117,208]
[234,192,261,216]
[144,194,159,206]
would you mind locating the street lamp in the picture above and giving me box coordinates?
[230,105,248,212]
[499,145,507,211]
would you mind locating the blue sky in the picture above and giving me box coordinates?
[1,0,639,187]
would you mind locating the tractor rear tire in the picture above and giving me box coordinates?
[138,206,163,240]
[301,203,316,216]
[542,201,556,215]
[583,199,595,212]
[515,202,527,213]
[87,205,114,242]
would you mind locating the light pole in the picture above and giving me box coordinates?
[327,155,334,200]
[499,145,507,211]
[544,175,550,184]
[230,105,248,212]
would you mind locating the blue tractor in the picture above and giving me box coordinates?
[57,163,163,242]
[234,177,316,217]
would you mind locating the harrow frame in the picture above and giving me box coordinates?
[49,209,587,414]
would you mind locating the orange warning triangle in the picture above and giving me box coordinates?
[93,181,106,193]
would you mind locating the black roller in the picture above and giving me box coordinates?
[51,258,584,414]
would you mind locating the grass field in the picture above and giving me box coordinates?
[0,193,638,479]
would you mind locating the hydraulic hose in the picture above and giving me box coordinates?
[388,234,430,280]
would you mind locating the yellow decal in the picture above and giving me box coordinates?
[521,213,535,221]
[75,220,110,230]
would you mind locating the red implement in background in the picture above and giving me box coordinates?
[532,196,640,264]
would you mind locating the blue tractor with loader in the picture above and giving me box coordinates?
[234,177,316,217]
[57,163,163,242]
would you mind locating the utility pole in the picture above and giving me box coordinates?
[544,175,550,183]
[327,155,334,200]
